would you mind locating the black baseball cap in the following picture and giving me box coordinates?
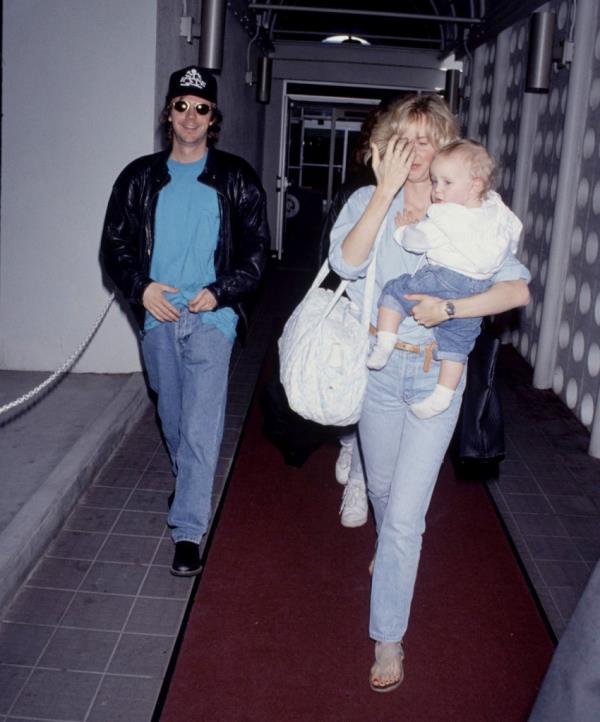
[167,66,218,104]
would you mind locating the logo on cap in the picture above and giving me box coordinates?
[179,68,207,91]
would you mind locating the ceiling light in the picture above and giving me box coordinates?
[322,34,370,45]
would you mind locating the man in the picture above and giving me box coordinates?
[101,66,269,576]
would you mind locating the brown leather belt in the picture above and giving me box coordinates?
[369,324,436,373]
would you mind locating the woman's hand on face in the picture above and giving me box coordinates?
[371,135,416,198]
[405,293,447,327]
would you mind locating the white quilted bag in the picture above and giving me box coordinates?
[278,238,379,427]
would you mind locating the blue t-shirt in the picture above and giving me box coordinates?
[145,155,237,339]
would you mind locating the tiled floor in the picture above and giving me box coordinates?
[488,348,600,639]
[1,267,599,720]
[0,298,275,722]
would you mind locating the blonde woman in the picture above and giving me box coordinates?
[329,94,530,692]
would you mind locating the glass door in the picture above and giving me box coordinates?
[280,101,366,271]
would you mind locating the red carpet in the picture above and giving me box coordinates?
[160,381,553,721]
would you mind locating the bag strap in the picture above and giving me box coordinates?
[309,220,385,326]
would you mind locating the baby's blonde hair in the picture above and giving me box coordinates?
[435,139,496,196]
[368,93,460,161]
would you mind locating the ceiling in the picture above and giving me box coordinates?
[246,0,485,55]
[237,0,548,57]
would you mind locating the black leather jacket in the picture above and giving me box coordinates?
[100,147,269,333]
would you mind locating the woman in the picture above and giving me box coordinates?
[328,94,530,692]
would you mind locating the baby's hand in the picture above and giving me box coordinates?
[395,209,417,227]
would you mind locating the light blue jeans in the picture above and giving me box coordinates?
[141,310,233,544]
[359,343,466,642]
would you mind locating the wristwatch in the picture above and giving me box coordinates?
[444,301,456,318]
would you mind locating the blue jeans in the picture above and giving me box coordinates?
[359,342,466,642]
[380,265,491,362]
[141,310,233,544]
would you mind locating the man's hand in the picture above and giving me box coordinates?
[189,288,217,313]
[406,293,448,327]
[142,282,181,322]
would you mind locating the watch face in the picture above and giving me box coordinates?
[446,302,455,317]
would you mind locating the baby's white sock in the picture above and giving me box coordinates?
[410,384,455,419]
[366,332,397,370]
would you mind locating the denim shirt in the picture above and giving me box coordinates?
[328,185,531,345]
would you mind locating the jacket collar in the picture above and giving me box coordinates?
[154,146,227,192]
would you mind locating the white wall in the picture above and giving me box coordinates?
[0,0,199,373]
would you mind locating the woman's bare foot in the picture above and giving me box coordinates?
[369,641,404,693]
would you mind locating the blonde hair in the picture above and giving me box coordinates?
[368,93,459,160]
[435,138,496,196]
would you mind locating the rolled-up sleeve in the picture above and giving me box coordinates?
[328,186,376,279]
[492,253,531,283]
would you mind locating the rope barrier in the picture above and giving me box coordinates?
[0,294,115,416]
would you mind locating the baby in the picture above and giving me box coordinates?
[367,139,523,419]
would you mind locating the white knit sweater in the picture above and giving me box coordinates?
[395,191,523,280]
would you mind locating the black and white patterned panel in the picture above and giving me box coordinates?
[495,20,528,207]
[476,41,496,146]
[458,53,472,136]
[515,0,569,371]
[553,3,600,427]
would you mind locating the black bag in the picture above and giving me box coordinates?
[453,324,505,477]
[260,355,346,467]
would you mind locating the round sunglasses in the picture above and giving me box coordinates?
[171,99,213,116]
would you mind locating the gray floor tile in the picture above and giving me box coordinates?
[65,506,119,533]
[10,668,100,720]
[136,470,174,491]
[86,675,161,722]
[139,566,194,599]
[95,466,141,488]
[496,477,542,494]
[80,562,147,596]
[39,627,119,672]
[503,493,553,514]
[81,485,132,509]
[524,459,573,477]
[512,513,568,537]
[125,597,186,635]
[113,510,167,537]
[97,535,160,565]
[532,476,580,495]
[4,588,73,625]
[549,585,584,621]
[558,515,600,539]
[145,454,172,474]
[26,557,91,590]
[153,539,174,566]
[573,537,600,562]
[0,623,53,665]
[107,450,155,470]
[547,494,600,516]
[0,665,30,715]
[108,633,172,676]
[524,535,583,561]
[126,489,170,513]
[47,530,107,560]
[535,560,592,588]
[497,459,533,477]
[60,592,134,631]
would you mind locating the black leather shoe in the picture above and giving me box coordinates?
[171,541,202,577]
